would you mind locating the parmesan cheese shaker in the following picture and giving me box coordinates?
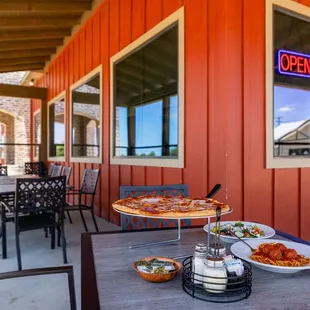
[192,243,208,284]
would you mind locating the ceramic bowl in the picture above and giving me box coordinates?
[132,256,182,283]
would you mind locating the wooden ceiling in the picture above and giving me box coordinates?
[0,0,93,74]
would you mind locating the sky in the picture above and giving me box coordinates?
[274,85,310,126]
[117,95,178,156]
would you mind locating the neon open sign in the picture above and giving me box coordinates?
[278,49,310,78]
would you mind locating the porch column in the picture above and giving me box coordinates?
[39,99,48,164]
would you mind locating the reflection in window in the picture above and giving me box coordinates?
[273,10,310,157]
[113,24,179,158]
[34,111,40,159]
[49,97,65,158]
[71,73,101,158]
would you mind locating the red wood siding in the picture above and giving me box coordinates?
[30,0,310,240]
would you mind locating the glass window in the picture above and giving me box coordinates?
[112,22,182,166]
[70,68,101,162]
[273,10,310,158]
[48,96,65,159]
[33,110,40,159]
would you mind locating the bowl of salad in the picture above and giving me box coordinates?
[204,221,276,243]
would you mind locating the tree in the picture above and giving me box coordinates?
[148,151,155,156]
[170,147,178,156]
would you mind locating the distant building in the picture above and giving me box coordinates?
[274,120,310,156]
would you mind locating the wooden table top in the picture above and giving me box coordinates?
[81,227,310,310]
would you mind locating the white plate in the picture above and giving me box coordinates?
[203,221,275,243]
[231,239,310,273]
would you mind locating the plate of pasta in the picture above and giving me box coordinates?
[231,239,310,273]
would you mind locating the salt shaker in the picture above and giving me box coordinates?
[192,243,208,284]
[203,256,227,293]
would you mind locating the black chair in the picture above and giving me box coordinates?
[61,166,72,185]
[0,266,77,310]
[24,162,45,176]
[0,192,15,258]
[51,165,62,177]
[48,163,55,176]
[15,176,67,270]
[65,169,100,232]
[0,165,8,176]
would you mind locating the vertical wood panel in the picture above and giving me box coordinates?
[99,1,110,221]
[300,169,310,240]
[243,0,273,225]
[132,0,145,40]
[162,0,183,18]
[161,0,183,186]
[80,30,86,77]
[141,0,163,185]
[224,0,243,221]
[146,0,162,30]
[182,0,207,197]
[92,12,101,68]
[207,0,227,203]
[274,170,299,236]
[118,0,132,187]
[85,22,93,73]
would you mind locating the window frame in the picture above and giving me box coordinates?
[47,91,66,162]
[69,64,103,164]
[266,0,310,168]
[110,7,184,168]
[33,109,41,161]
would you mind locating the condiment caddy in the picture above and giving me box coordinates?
[182,207,252,303]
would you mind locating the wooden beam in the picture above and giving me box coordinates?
[0,83,47,100]
[0,2,92,12]
[0,29,71,41]
[0,39,63,51]
[0,17,80,28]
[0,63,44,73]
[72,92,100,105]
[1,55,50,66]
[0,48,55,59]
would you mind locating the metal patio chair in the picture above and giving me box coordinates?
[0,266,76,310]
[14,176,67,270]
[65,169,100,232]
[24,162,45,176]
[61,166,72,185]
[51,165,62,177]
[48,163,55,176]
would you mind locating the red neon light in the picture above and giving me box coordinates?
[279,51,310,75]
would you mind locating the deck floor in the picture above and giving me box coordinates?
[0,212,120,310]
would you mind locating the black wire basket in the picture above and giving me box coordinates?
[182,256,252,303]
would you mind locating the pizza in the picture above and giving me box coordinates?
[112,195,231,218]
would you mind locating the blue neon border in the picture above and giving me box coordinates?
[277,49,310,79]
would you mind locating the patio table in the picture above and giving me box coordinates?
[81,227,310,310]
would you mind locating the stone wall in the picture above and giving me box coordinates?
[0,71,30,166]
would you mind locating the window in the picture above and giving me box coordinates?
[48,92,65,161]
[110,8,184,168]
[33,110,40,160]
[266,0,310,168]
[70,65,102,163]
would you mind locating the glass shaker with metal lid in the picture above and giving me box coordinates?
[203,256,227,293]
[192,243,208,284]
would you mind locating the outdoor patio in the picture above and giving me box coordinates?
[0,212,119,310]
